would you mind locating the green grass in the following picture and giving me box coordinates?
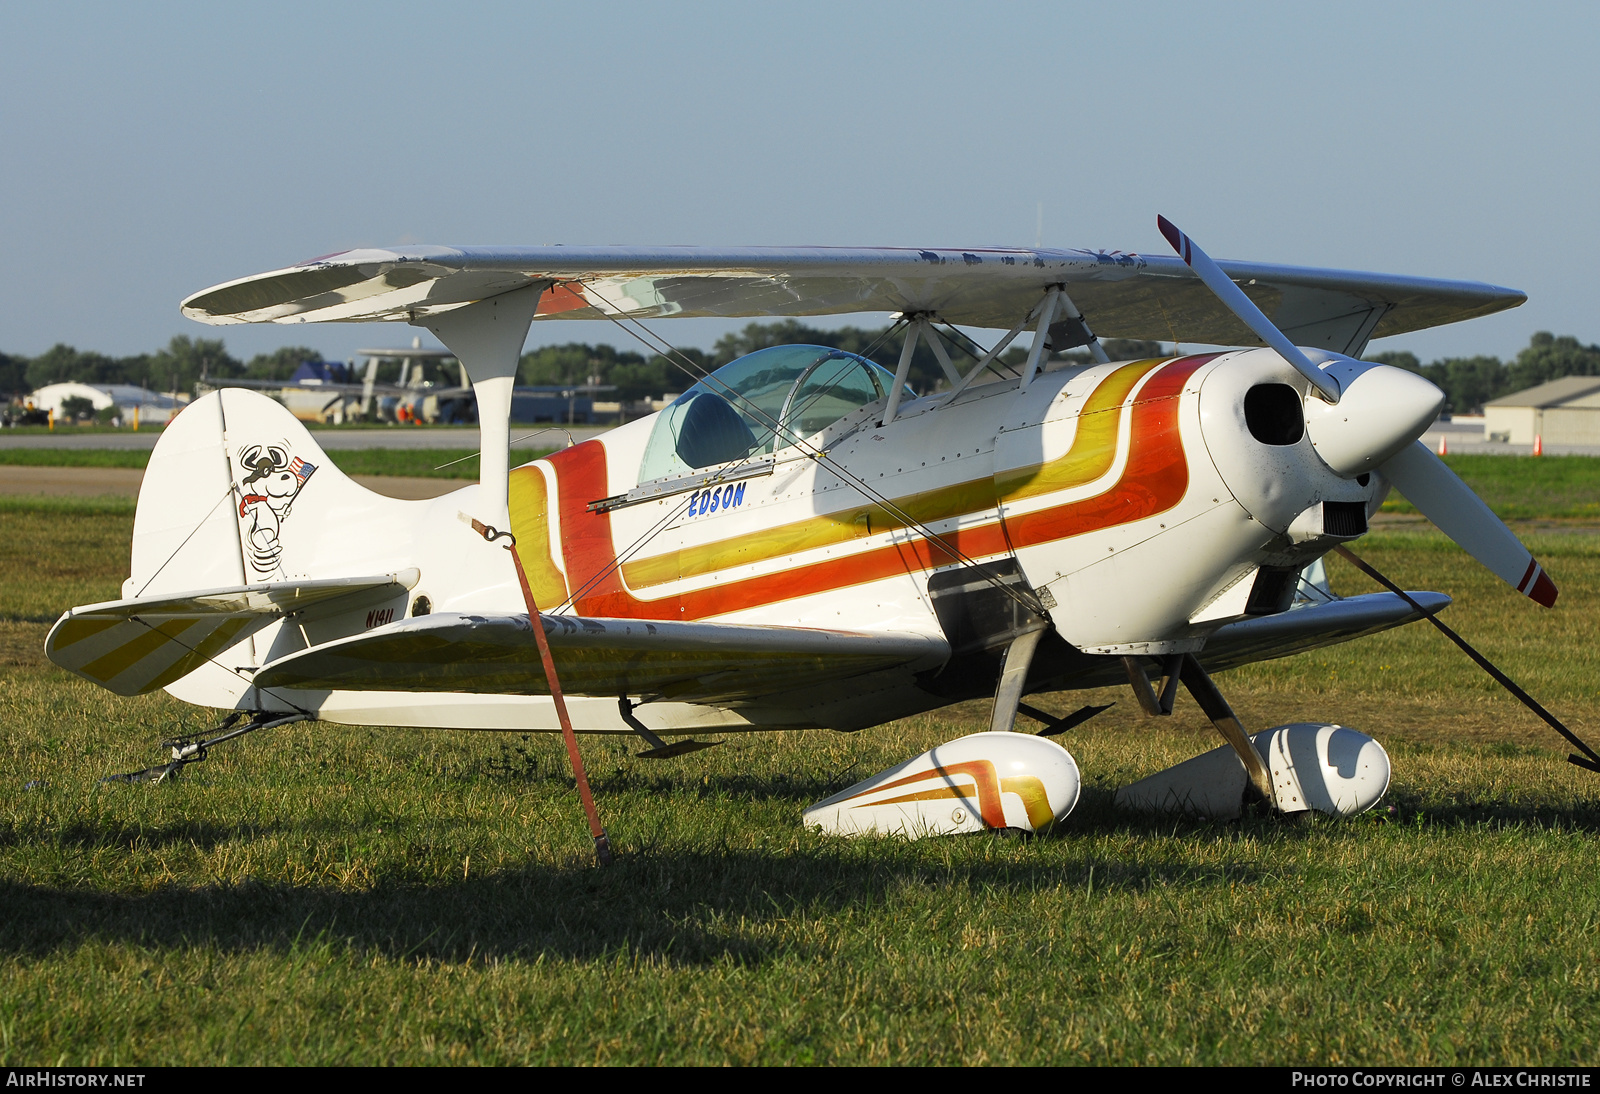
[1382,453,1600,519]
[0,448,555,480]
[313,448,554,480]
[1,509,1598,1064]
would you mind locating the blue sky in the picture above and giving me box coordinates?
[3,1,1596,366]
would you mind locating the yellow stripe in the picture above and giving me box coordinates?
[994,358,1164,499]
[141,616,256,692]
[78,617,204,685]
[621,359,1166,592]
[1001,775,1057,829]
[50,616,125,650]
[509,465,569,607]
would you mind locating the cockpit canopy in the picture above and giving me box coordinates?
[638,345,908,482]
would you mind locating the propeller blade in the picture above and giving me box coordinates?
[1379,441,1557,607]
[1156,215,1342,403]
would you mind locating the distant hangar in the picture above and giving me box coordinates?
[1484,376,1600,446]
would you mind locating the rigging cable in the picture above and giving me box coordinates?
[1334,544,1600,774]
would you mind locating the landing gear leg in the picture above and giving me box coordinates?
[989,626,1047,733]
[1176,654,1278,811]
[1122,654,1182,717]
[618,699,721,759]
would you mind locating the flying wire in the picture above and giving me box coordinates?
[132,487,237,598]
[122,613,316,716]
[1335,544,1600,773]
[431,426,578,471]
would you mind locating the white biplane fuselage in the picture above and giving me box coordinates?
[120,342,1418,738]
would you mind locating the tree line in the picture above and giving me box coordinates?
[6,326,1598,416]
[0,337,326,398]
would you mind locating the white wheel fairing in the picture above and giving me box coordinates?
[1115,723,1391,820]
[804,732,1081,838]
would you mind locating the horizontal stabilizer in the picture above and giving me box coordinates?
[1199,591,1450,673]
[252,612,949,703]
[46,571,418,696]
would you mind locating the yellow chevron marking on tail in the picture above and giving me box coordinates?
[79,617,205,685]
[49,616,125,650]
[139,616,257,692]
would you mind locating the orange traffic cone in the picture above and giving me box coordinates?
[1437,435,1448,456]
[1533,434,1544,457]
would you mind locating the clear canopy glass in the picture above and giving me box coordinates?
[637,345,907,481]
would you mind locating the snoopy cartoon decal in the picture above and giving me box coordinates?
[234,443,316,575]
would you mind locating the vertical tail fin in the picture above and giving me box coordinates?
[131,388,423,598]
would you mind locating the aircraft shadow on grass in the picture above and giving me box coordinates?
[0,848,1266,966]
[4,786,1598,966]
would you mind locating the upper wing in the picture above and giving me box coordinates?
[251,611,950,703]
[46,571,418,696]
[180,245,1524,354]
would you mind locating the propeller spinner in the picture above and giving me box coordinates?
[1159,216,1557,608]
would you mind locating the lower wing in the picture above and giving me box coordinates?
[1199,591,1451,673]
[251,612,951,703]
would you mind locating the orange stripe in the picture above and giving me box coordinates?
[993,357,1166,500]
[527,356,1211,620]
[534,283,590,316]
[621,358,1165,592]
[849,766,1059,830]
[850,759,1008,828]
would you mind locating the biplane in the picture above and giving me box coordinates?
[44,219,1557,845]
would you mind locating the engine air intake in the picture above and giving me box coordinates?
[1322,501,1368,538]
[1244,384,1305,446]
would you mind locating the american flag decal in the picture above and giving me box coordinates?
[290,456,317,484]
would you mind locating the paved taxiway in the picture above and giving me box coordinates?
[0,464,461,500]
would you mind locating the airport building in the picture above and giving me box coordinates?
[28,382,187,425]
[1483,376,1600,445]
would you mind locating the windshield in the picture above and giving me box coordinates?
[637,344,906,481]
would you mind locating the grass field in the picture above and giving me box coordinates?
[1,504,1598,1064]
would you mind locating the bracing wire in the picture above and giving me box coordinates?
[124,613,315,716]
